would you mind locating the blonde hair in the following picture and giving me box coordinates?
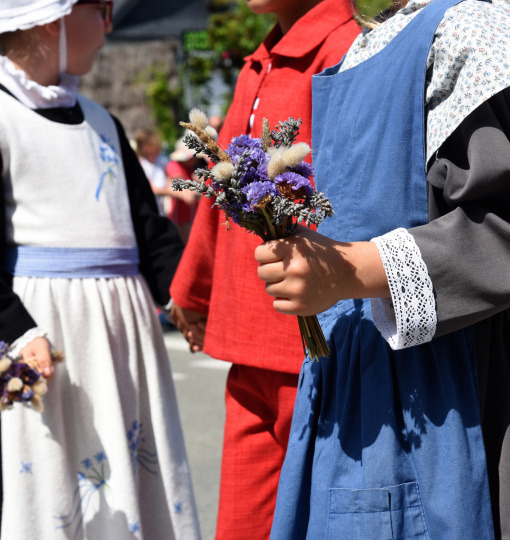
[134,129,161,158]
[0,26,49,61]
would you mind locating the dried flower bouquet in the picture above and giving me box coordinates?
[172,109,334,360]
[0,341,63,412]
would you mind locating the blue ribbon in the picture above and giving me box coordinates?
[4,246,140,279]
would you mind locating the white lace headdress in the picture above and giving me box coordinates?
[0,0,80,108]
[0,0,77,33]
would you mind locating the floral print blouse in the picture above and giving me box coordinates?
[340,0,510,162]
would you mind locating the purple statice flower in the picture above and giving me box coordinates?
[241,181,280,212]
[0,360,42,406]
[227,137,270,188]
[8,361,40,386]
[227,135,262,160]
[239,160,270,188]
[291,160,314,179]
[21,388,35,401]
[0,342,7,357]
[275,172,314,199]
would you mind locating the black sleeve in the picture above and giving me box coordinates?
[409,88,510,337]
[112,116,185,306]
[0,153,37,344]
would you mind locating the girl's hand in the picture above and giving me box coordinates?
[19,337,54,381]
[254,225,389,316]
[170,303,207,353]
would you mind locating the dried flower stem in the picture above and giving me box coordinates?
[259,208,329,361]
[261,118,272,152]
[297,315,330,361]
[180,122,232,163]
[260,206,278,240]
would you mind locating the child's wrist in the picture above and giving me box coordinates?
[336,241,390,300]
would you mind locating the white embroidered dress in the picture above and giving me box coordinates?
[0,87,201,540]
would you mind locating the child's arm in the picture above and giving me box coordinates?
[0,171,53,377]
[170,303,207,353]
[257,90,510,345]
[255,225,390,316]
[409,89,510,337]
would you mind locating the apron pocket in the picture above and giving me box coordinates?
[327,482,429,540]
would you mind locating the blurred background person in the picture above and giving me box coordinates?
[135,128,169,215]
[208,113,224,134]
[165,137,202,243]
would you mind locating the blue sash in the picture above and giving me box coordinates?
[4,246,140,278]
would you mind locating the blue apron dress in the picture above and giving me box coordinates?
[269,0,495,538]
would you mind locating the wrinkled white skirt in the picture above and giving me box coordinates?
[1,275,201,540]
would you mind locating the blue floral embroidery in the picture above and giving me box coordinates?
[94,450,107,464]
[54,451,109,540]
[19,461,32,474]
[128,420,159,476]
[95,135,119,200]
[173,502,182,514]
[129,521,141,533]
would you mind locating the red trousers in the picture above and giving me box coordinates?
[215,364,299,540]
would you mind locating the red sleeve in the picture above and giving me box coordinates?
[168,60,254,314]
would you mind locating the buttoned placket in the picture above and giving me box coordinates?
[248,60,273,135]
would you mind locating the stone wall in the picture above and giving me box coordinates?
[79,39,181,140]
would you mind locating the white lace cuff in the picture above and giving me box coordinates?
[9,327,48,358]
[371,228,437,350]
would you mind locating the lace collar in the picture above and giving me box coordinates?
[0,55,78,109]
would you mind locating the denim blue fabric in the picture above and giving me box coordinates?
[270,0,495,538]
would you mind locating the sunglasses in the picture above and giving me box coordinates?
[76,0,114,25]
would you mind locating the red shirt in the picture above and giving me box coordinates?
[166,161,198,224]
[170,0,360,373]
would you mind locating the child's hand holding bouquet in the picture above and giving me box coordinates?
[0,340,63,412]
[172,110,334,360]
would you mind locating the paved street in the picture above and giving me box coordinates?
[163,327,230,540]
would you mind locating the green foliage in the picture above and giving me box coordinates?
[183,1,275,88]
[136,62,184,149]
[356,0,393,19]
[207,2,276,63]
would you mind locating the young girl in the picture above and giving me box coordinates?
[255,0,510,538]
[0,1,201,539]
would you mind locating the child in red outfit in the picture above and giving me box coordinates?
[170,1,360,538]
